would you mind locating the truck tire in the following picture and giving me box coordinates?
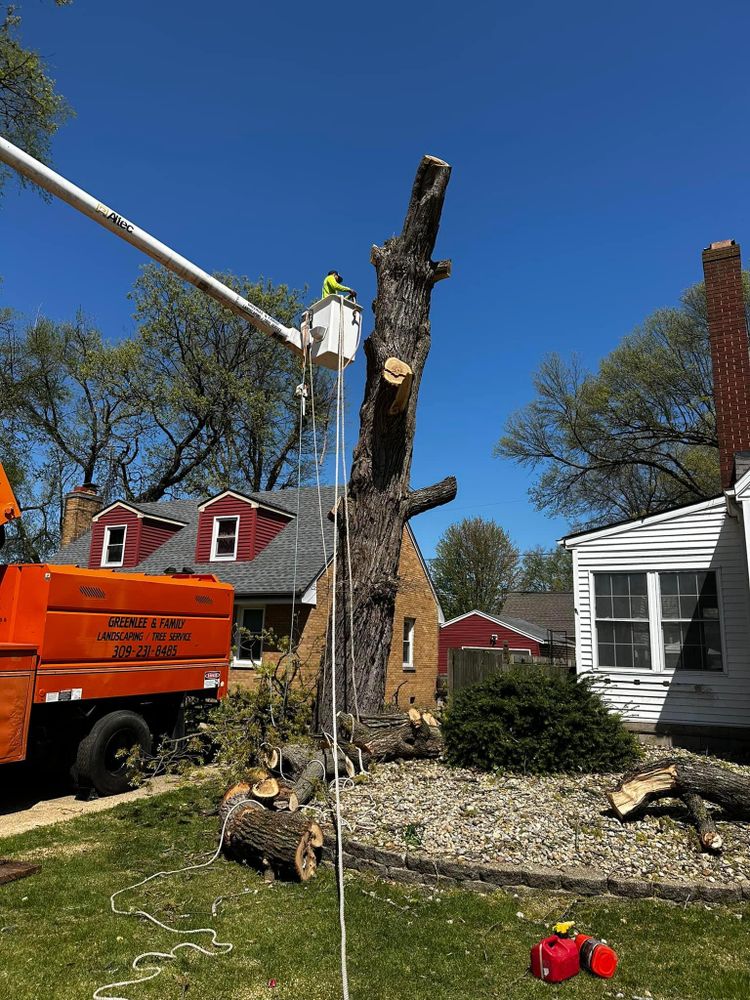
[74,710,152,796]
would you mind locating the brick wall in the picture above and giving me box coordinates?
[384,529,439,708]
[61,486,102,548]
[229,527,438,708]
[702,240,750,489]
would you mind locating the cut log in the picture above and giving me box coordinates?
[290,748,355,810]
[251,776,280,802]
[261,742,319,780]
[272,780,296,812]
[609,758,750,820]
[356,712,438,730]
[382,356,414,416]
[338,711,443,761]
[681,792,723,853]
[219,782,252,828]
[223,801,323,881]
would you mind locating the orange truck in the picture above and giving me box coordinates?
[0,469,233,795]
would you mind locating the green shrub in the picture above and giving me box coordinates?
[443,667,642,774]
[203,661,314,782]
[128,658,315,786]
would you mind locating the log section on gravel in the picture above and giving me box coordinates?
[338,710,443,761]
[681,792,723,853]
[221,794,323,881]
[608,758,750,819]
[220,712,442,879]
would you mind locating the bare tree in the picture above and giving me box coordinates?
[316,156,457,729]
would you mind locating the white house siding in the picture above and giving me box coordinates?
[568,499,750,730]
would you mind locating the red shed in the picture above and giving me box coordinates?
[438,610,549,675]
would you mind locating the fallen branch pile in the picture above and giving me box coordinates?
[219,709,443,881]
[608,757,750,854]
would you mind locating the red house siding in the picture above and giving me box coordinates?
[438,613,542,674]
[139,517,181,562]
[89,507,182,568]
[195,496,291,563]
[89,507,141,568]
[254,508,290,556]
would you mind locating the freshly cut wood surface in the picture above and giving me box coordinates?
[251,776,280,801]
[609,758,750,819]
[223,802,323,881]
[681,792,723,853]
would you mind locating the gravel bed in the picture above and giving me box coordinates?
[317,747,750,886]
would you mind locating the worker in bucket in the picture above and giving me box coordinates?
[322,270,357,300]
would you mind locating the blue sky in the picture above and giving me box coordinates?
[3,1,750,559]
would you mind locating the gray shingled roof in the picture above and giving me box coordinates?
[49,487,337,598]
[501,591,575,637]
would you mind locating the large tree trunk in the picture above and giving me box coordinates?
[316,156,457,731]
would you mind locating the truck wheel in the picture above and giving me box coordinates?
[74,710,152,796]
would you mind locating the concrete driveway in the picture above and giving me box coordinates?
[0,763,183,839]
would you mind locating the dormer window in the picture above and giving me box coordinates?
[211,516,239,561]
[102,525,127,567]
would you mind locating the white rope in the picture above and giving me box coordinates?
[307,347,331,713]
[338,400,361,721]
[329,297,351,1000]
[93,799,247,1000]
[289,357,306,653]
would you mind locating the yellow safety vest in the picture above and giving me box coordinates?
[322,274,352,298]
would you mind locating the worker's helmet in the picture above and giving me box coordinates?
[328,269,342,280]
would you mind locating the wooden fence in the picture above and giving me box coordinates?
[447,648,571,695]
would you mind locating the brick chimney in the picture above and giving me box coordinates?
[702,240,750,490]
[61,483,103,548]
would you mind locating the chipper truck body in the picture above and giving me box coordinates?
[0,476,233,794]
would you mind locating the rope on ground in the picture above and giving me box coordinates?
[92,799,247,1000]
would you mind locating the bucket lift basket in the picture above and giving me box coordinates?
[302,295,363,370]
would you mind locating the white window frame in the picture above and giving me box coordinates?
[233,604,264,668]
[402,617,415,671]
[591,568,726,678]
[101,524,127,567]
[211,515,239,561]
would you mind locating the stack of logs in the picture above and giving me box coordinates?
[219,708,443,881]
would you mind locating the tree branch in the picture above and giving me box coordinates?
[405,476,457,519]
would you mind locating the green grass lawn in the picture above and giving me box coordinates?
[0,780,748,1000]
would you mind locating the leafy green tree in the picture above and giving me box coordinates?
[127,265,334,500]
[496,279,748,526]
[0,2,73,198]
[431,516,519,621]
[518,544,573,592]
[0,269,334,559]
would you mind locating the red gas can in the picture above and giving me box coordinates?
[530,935,580,983]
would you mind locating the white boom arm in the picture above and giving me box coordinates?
[0,135,303,353]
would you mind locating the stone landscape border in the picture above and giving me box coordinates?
[324,838,750,904]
